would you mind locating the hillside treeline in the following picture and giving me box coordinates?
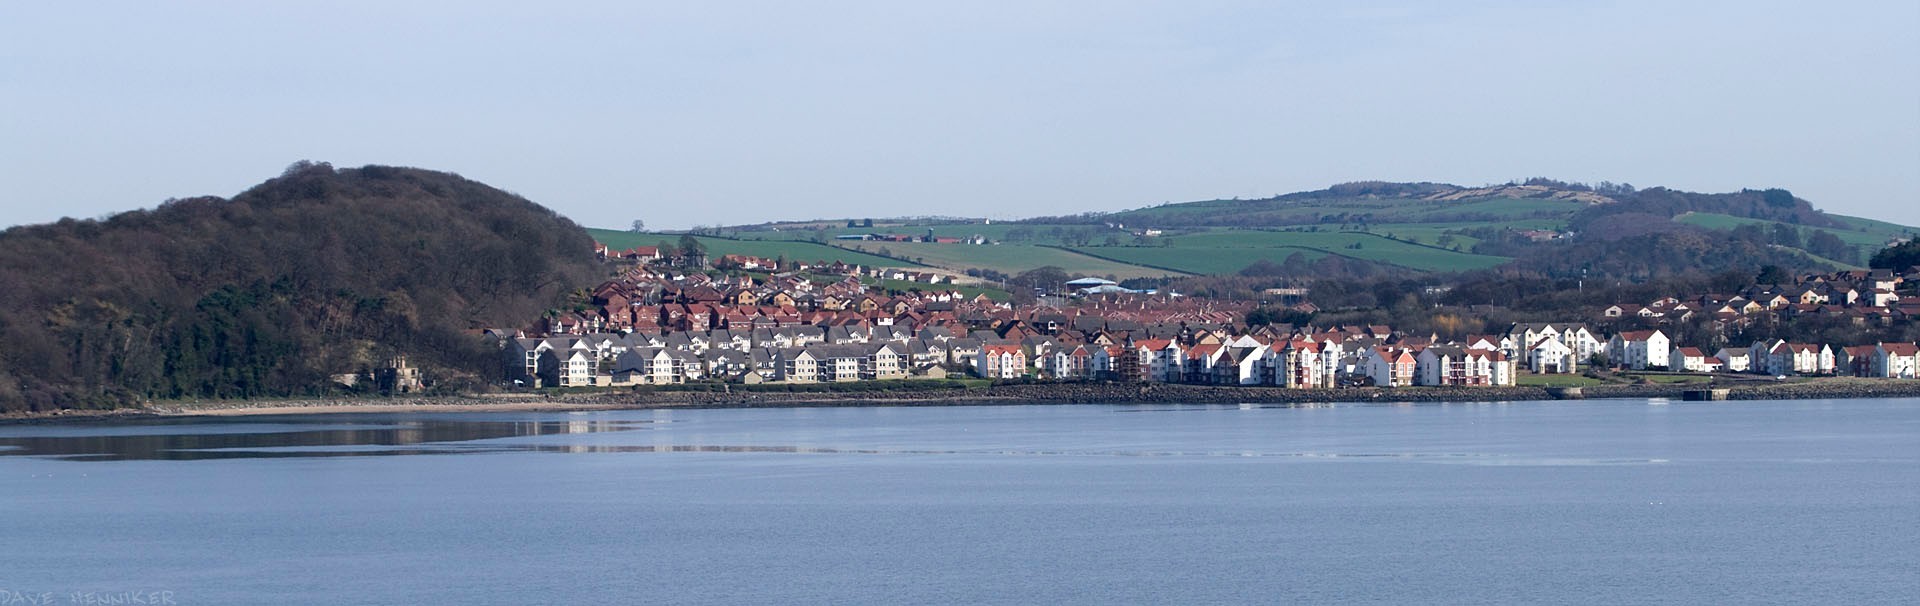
[1569,186,1837,231]
[0,163,601,412]
[1028,179,1840,231]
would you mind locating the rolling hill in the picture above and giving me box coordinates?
[0,163,601,412]
[1077,182,1601,228]
[648,179,1914,281]
[588,229,905,268]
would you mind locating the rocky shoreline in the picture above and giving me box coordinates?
[6,379,1919,422]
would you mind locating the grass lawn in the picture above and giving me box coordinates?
[1515,374,1605,387]
[1625,374,1712,384]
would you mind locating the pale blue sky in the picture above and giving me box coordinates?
[3,1,1916,229]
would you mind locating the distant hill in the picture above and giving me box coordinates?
[0,163,601,412]
[1039,178,1847,229]
[1014,178,1910,277]
[679,178,1912,280]
[1037,180,1609,228]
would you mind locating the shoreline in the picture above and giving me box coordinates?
[7,378,1920,423]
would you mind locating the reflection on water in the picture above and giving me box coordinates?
[3,401,1912,605]
[0,418,659,461]
[0,412,1684,464]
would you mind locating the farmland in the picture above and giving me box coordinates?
[588,229,908,267]
[613,206,1920,279]
[1073,230,1513,274]
[732,222,1141,247]
[836,240,1177,278]
[1069,246,1330,275]
[596,186,1913,280]
[1103,195,1582,227]
[597,222,1519,278]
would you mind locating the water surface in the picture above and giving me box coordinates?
[3,399,1915,604]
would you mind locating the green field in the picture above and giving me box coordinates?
[1352,219,1565,248]
[1624,373,1711,384]
[1832,214,1920,238]
[1676,212,1914,250]
[1074,230,1512,273]
[633,184,1918,282]
[589,229,910,267]
[1069,246,1330,275]
[837,241,1178,278]
[1108,196,1581,226]
[732,222,1142,247]
[1515,374,1605,387]
[604,222,1520,277]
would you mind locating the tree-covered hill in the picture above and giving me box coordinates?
[0,163,601,412]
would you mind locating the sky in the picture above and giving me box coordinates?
[2,1,1916,230]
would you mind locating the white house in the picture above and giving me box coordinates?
[1360,347,1417,387]
[613,347,692,385]
[1267,340,1330,388]
[1213,346,1268,385]
[777,348,821,383]
[538,340,596,387]
[1670,347,1712,373]
[1563,325,1608,362]
[1417,347,1511,386]
[1873,342,1919,379]
[1527,337,1576,374]
[977,345,1026,379]
[1145,340,1184,383]
[1760,342,1832,376]
[1714,347,1751,373]
[1610,330,1671,370]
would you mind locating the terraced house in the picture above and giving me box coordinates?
[499,264,1917,390]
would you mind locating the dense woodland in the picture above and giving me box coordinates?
[0,163,600,412]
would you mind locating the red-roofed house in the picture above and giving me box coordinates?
[977,345,1027,379]
[1837,345,1878,377]
[1874,342,1919,379]
[1670,347,1711,373]
[1362,347,1417,387]
[1610,330,1670,370]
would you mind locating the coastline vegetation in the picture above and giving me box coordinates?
[0,163,600,413]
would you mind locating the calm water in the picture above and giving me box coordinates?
[2,399,1916,605]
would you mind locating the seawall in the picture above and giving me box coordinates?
[12,379,1920,422]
